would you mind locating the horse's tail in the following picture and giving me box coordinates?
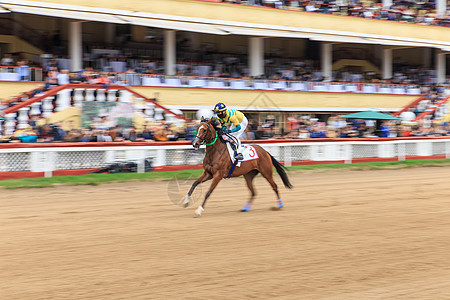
[268,153,293,189]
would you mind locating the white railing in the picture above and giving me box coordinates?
[134,74,424,95]
[0,84,186,135]
[0,65,427,95]
[1,138,450,175]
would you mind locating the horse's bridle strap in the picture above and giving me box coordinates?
[198,122,216,145]
[205,132,218,146]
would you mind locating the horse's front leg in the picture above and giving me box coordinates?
[195,172,223,217]
[184,171,212,207]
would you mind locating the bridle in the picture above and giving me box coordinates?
[195,121,217,146]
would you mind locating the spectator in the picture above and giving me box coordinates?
[108,126,124,142]
[57,69,70,85]
[379,121,391,137]
[50,124,66,141]
[139,125,155,141]
[17,127,38,143]
[94,115,111,130]
[167,129,179,141]
[17,60,30,81]
[400,108,416,122]
[1,53,14,66]
[153,125,169,141]
[95,129,113,142]
[96,73,111,89]
[184,121,197,141]
[64,129,83,142]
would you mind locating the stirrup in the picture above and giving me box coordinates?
[235,153,244,160]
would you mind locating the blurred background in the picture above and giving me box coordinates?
[0,0,449,177]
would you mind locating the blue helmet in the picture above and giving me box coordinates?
[213,102,227,113]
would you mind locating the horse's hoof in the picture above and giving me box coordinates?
[183,195,190,208]
[241,203,252,212]
[194,206,204,218]
[277,199,284,208]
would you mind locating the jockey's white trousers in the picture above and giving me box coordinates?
[229,116,248,151]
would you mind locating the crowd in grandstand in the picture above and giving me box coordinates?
[0,48,449,144]
[3,111,450,144]
[1,50,446,89]
[218,0,450,27]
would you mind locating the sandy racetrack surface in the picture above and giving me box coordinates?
[2,167,450,299]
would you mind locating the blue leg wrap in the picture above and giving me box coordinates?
[277,198,284,208]
[242,203,252,212]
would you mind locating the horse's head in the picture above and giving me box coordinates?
[193,117,217,150]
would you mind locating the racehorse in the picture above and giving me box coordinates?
[184,117,293,217]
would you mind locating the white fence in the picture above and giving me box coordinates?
[1,138,450,175]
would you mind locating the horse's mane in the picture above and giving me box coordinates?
[210,117,221,129]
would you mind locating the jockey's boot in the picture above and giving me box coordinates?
[230,142,244,161]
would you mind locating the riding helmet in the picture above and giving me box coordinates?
[213,102,227,113]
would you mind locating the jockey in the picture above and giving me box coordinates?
[213,102,248,160]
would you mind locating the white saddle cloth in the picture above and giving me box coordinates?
[225,143,259,167]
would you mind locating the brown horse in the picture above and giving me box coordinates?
[184,117,292,217]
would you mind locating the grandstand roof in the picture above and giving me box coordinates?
[1,0,449,52]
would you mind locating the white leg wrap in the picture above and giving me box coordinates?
[183,195,190,207]
[194,206,204,217]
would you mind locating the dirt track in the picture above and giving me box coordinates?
[2,167,450,299]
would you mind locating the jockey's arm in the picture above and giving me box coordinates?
[230,124,241,133]
[229,116,241,133]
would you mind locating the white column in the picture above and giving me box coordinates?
[17,107,30,129]
[73,88,84,107]
[164,30,176,76]
[30,103,41,115]
[249,37,264,77]
[69,21,83,71]
[437,0,446,17]
[85,89,96,101]
[321,43,332,81]
[436,51,446,84]
[119,90,131,103]
[107,89,118,102]
[155,107,164,121]
[382,48,393,80]
[96,89,106,102]
[41,97,54,118]
[382,0,392,9]
[5,113,17,135]
[55,89,72,111]
[105,23,115,44]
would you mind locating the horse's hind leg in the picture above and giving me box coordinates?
[184,171,212,207]
[241,170,259,212]
[260,168,284,209]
